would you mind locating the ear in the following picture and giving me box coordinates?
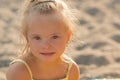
[66,31,72,43]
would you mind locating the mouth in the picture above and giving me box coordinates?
[40,52,55,56]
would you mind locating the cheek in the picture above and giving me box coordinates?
[28,41,39,52]
[50,39,67,49]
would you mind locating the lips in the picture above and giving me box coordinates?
[40,52,55,56]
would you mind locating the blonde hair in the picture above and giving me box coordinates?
[19,0,78,55]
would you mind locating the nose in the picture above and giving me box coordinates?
[40,40,50,49]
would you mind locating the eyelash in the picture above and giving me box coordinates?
[33,35,59,40]
[34,36,41,40]
[52,35,59,39]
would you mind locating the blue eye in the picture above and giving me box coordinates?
[34,36,41,40]
[52,35,59,39]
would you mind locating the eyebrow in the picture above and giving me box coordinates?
[30,33,61,36]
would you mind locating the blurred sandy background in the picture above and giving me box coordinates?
[0,0,120,80]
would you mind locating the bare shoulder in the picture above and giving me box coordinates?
[69,60,80,80]
[6,62,31,80]
[63,55,80,80]
[70,61,80,80]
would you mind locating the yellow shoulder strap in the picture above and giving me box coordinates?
[66,62,73,79]
[10,59,33,80]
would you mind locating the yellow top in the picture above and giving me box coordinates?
[10,59,73,80]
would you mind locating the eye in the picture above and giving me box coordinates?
[52,35,59,39]
[34,36,41,40]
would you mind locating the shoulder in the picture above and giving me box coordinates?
[69,61,80,80]
[6,60,31,80]
[63,55,80,80]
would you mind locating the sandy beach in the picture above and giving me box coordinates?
[0,0,120,80]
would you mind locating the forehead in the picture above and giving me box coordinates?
[27,12,68,35]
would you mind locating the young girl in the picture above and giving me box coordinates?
[6,0,80,80]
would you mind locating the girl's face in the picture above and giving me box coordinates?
[27,12,71,62]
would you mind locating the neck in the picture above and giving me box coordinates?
[39,57,62,64]
[28,54,64,71]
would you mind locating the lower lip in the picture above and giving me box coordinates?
[40,52,55,56]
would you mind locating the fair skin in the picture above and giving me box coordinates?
[6,12,80,80]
